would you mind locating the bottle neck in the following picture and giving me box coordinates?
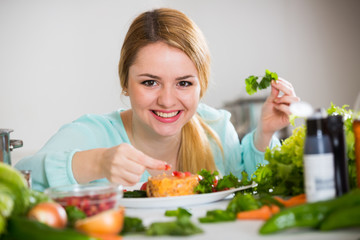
[306,118,329,137]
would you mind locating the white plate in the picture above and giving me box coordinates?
[119,182,257,208]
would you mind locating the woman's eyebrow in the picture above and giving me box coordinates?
[176,75,196,80]
[138,73,160,79]
[137,74,195,80]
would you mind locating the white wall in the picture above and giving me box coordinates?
[1,0,359,164]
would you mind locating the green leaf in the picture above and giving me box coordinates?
[215,172,241,191]
[65,206,86,227]
[226,194,261,214]
[165,208,192,217]
[244,70,277,95]
[194,169,219,193]
[245,76,259,95]
[121,216,146,235]
[198,209,236,223]
[146,210,203,236]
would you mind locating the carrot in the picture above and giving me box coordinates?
[237,205,279,220]
[274,194,306,208]
[269,205,280,214]
[89,233,122,240]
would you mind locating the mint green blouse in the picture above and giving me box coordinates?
[15,104,279,192]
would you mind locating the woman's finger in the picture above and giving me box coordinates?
[121,144,167,170]
[272,80,296,97]
[274,103,292,116]
[267,81,280,101]
[132,150,167,170]
[277,78,294,89]
[116,169,142,185]
[274,95,301,105]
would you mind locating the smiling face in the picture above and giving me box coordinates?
[127,42,201,138]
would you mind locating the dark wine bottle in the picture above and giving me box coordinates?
[327,115,350,196]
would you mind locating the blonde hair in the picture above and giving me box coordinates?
[118,8,223,173]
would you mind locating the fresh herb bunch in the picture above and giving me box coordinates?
[195,170,251,193]
[147,208,202,236]
[251,103,357,196]
[121,216,146,235]
[245,69,278,95]
[194,169,219,193]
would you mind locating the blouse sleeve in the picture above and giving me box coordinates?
[15,112,125,191]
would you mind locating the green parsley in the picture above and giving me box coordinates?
[245,69,278,95]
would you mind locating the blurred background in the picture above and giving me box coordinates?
[1,0,359,164]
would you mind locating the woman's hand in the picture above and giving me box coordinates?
[72,143,167,186]
[101,143,167,186]
[254,78,300,151]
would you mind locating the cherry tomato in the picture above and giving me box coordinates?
[140,182,147,191]
[164,163,172,171]
[172,171,185,177]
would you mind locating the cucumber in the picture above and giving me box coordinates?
[5,216,99,240]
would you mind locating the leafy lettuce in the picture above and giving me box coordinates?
[251,103,357,196]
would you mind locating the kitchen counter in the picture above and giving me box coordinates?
[123,198,360,240]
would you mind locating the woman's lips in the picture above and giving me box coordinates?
[151,110,182,123]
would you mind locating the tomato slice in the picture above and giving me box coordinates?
[164,163,172,171]
[172,171,185,177]
[140,182,147,191]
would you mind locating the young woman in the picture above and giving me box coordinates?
[16,8,299,191]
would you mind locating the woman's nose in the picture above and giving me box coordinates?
[157,86,176,107]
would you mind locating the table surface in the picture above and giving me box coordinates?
[122,198,360,240]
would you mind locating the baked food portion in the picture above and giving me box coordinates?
[146,172,199,197]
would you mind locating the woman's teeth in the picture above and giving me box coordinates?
[154,111,179,118]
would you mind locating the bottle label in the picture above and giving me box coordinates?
[304,153,336,202]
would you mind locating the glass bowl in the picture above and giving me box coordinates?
[44,182,123,217]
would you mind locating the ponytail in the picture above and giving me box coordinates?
[178,114,223,173]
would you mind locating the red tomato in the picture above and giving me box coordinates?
[172,171,185,177]
[184,172,192,177]
[140,182,147,191]
[164,163,172,171]
[27,202,67,228]
[213,176,219,187]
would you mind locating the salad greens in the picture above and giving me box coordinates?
[65,206,86,227]
[146,208,203,236]
[199,193,284,223]
[195,169,250,194]
[123,190,147,198]
[165,207,192,217]
[245,69,278,95]
[198,209,235,223]
[122,208,201,236]
[251,103,357,196]
[121,216,146,235]
[194,169,219,193]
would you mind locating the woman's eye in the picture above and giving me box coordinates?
[178,81,192,87]
[141,80,157,87]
